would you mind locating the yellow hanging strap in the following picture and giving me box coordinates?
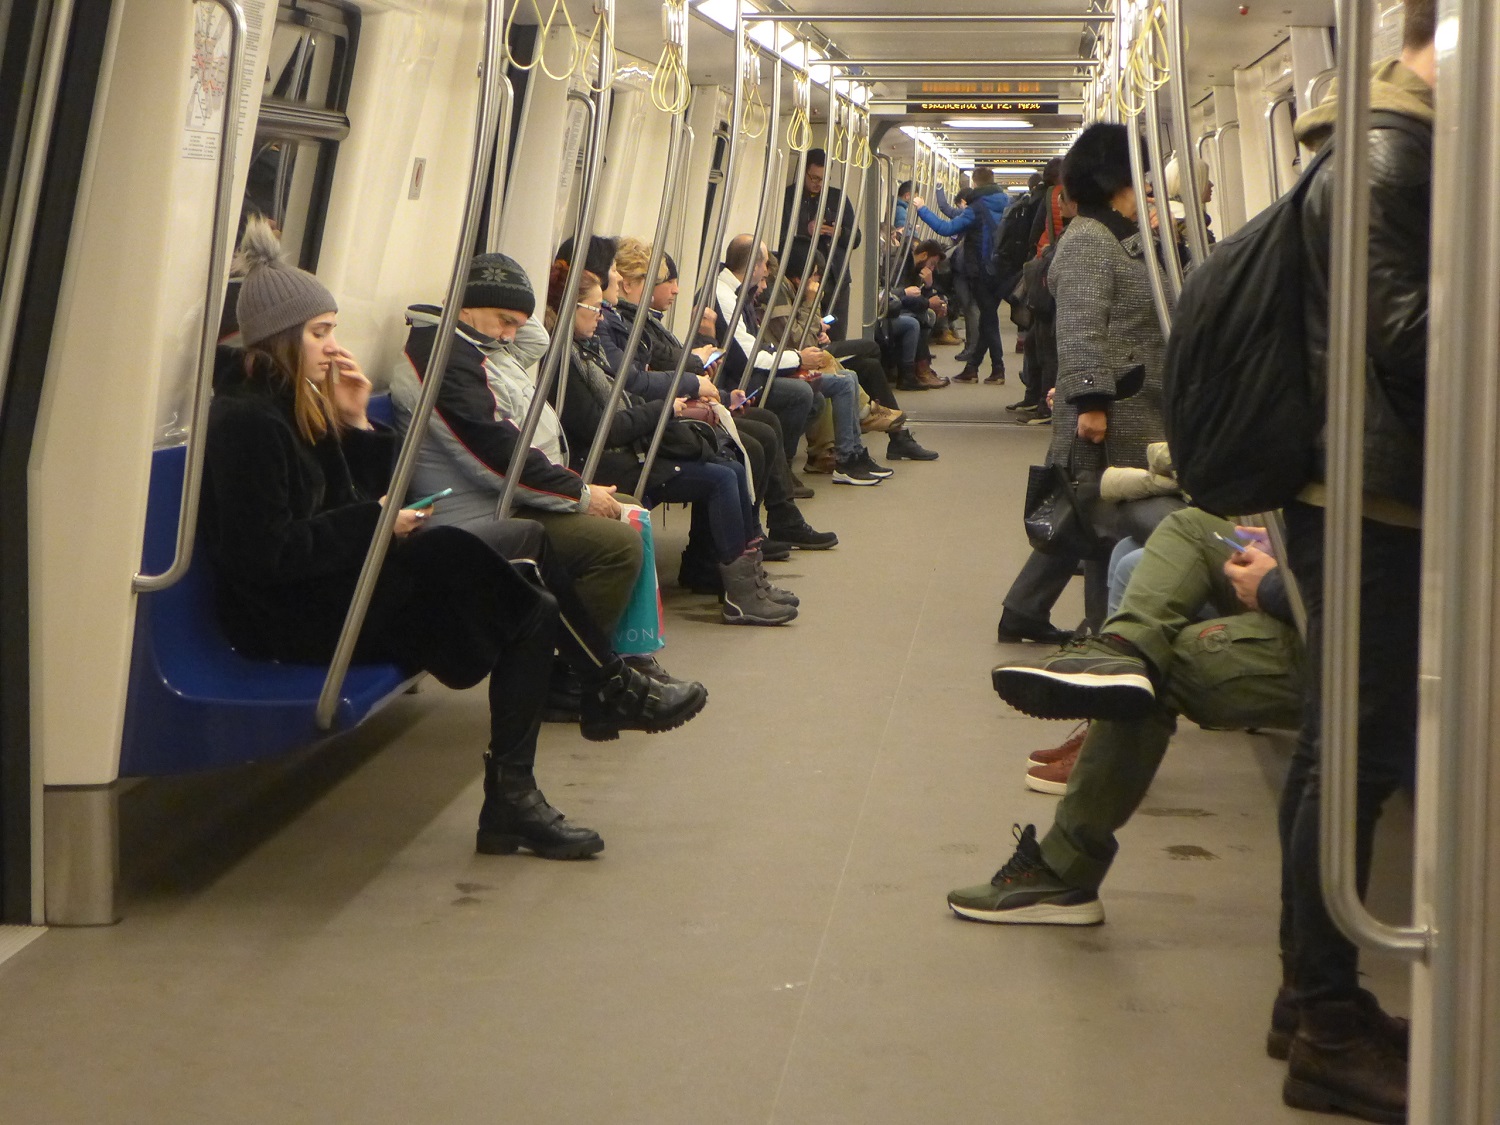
[853,113,872,169]
[536,0,580,82]
[830,102,851,164]
[504,0,547,70]
[741,47,768,139]
[579,2,615,93]
[651,0,690,113]
[787,71,812,152]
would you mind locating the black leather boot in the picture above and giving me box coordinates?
[1283,998,1408,1123]
[886,428,939,461]
[476,762,603,860]
[1269,986,1410,1061]
[678,546,722,595]
[578,659,708,742]
[541,657,582,722]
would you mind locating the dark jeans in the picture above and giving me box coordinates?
[829,338,900,410]
[886,313,921,366]
[953,272,981,362]
[970,274,1007,372]
[647,458,758,564]
[720,369,815,465]
[1279,501,1421,1003]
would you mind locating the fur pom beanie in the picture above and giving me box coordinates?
[233,215,337,346]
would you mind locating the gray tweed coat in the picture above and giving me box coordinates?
[1046,213,1169,474]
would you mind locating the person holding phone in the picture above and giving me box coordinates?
[205,219,708,861]
[613,238,836,554]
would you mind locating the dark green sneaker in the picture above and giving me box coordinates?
[947,825,1104,925]
[990,635,1155,720]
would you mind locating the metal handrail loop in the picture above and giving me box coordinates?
[1163,0,1212,263]
[133,0,248,592]
[1317,0,1428,960]
[634,3,748,497]
[1142,82,1184,298]
[316,0,508,728]
[1264,89,1296,199]
[1125,107,1174,338]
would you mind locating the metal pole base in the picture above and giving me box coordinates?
[43,784,120,926]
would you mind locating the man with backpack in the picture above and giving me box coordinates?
[912,168,1011,384]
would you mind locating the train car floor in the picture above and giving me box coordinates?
[0,418,1412,1124]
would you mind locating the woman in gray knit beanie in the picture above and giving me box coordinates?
[232,215,372,441]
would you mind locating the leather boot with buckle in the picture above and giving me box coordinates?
[476,762,604,860]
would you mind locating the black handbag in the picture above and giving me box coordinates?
[1023,446,1107,559]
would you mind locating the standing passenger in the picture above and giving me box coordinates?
[780,148,862,340]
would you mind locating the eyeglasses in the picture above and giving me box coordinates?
[576,301,603,314]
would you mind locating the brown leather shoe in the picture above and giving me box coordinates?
[914,358,950,387]
[1028,722,1088,767]
[1283,998,1408,1123]
[1024,742,1081,794]
[803,449,836,474]
[952,366,979,383]
[860,403,907,433]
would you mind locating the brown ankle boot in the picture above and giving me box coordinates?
[915,358,951,387]
[952,366,979,383]
[1283,998,1408,1123]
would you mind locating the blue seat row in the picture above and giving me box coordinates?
[118,395,419,776]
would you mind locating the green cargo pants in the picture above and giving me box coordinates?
[528,497,645,636]
[1039,507,1304,891]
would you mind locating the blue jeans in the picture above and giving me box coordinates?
[818,368,863,459]
[887,314,920,366]
[720,369,815,465]
[1107,539,1145,618]
[647,459,758,565]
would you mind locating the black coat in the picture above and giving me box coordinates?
[200,369,542,689]
[1300,113,1431,510]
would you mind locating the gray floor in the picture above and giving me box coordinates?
[0,352,1412,1124]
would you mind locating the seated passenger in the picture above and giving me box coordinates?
[549,270,798,627]
[894,240,953,386]
[949,507,1303,923]
[389,253,649,645]
[611,237,836,552]
[204,220,705,860]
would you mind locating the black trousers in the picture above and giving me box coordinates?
[1279,501,1421,1003]
[829,338,900,410]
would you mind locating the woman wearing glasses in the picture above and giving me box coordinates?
[549,268,798,627]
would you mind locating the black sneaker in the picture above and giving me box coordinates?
[855,448,894,478]
[990,635,1156,721]
[832,455,882,486]
[1007,399,1038,413]
[760,538,792,562]
[947,824,1104,925]
[770,521,839,550]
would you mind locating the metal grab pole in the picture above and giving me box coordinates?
[635,4,747,498]
[762,74,841,403]
[867,150,894,329]
[1143,85,1184,297]
[794,88,858,350]
[718,51,782,377]
[549,88,607,433]
[1264,90,1296,199]
[1163,0,1211,265]
[495,6,615,519]
[1125,107,1173,338]
[1318,0,1428,960]
[738,71,811,392]
[580,114,691,485]
[133,0,247,592]
[316,0,505,729]
[820,108,871,341]
[887,141,924,320]
[484,75,518,252]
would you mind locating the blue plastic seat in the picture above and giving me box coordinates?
[118,395,418,776]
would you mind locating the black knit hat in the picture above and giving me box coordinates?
[463,252,536,315]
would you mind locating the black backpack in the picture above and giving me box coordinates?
[1161,136,1336,516]
[995,192,1042,279]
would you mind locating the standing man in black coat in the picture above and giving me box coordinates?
[1275,2,1435,1121]
[781,148,862,341]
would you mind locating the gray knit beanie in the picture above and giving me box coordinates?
[233,215,338,346]
[463,252,536,316]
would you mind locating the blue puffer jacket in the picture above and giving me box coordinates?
[916,183,1010,279]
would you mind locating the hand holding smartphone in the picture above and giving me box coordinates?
[407,487,454,511]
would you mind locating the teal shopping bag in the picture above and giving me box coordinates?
[613,506,666,655]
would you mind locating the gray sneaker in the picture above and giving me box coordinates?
[947,824,1104,925]
[991,635,1155,720]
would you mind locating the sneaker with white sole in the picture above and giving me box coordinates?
[832,454,882,486]
[991,635,1156,721]
[947,824,1104,925]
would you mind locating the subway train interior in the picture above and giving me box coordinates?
[0,0,1496,1122]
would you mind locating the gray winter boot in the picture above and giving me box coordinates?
[720,552,798,625]
[749,547,799,607]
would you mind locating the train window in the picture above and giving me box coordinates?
[243,1,358,271]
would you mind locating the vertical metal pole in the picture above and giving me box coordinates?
[549,88,606,433]
[719,51,782,368]
[1126,107,1173,337]
[485,76,518,252]
[495,1,614,518]
[1317,0,1427,957]
[1164,0,1212,264]
[1264,91,1295,199]
[794,86,858,350]
[1412,0,1500,1117]
[763,72,841,387]
[1143,84,1184,297]
[634,4,746,498]
[131,0,247,592]
[738,66,811,392]
[317,0,506,729]
[821,107,871,339]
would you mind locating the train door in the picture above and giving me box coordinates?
[0,0,116,924]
